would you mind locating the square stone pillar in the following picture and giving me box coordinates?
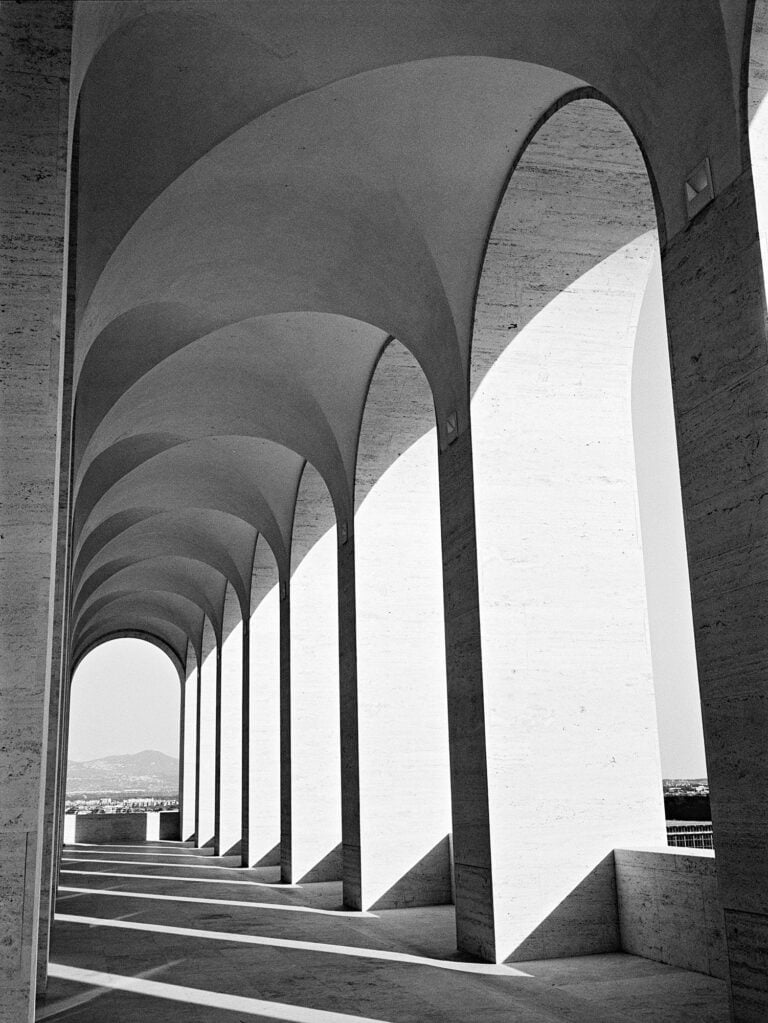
[437,428,497,961]
[0,4,72,1019]
[662,168,768,1021]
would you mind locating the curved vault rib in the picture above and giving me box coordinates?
[74,438,302,576]
[72,555,228,639]
[72,509,255,624]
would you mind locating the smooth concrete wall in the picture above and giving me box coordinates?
[354,342,452,909]
[74,813,145,844]
[616,848,726,979]
[217,614,242,855]
[471,101,666,961]
[287,464,342,883]
[70,811,180,844]
[247,574,280,867]
[181,664,197,841]
[196,626,217,848]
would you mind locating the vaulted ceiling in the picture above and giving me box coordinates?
[68,0,746,671]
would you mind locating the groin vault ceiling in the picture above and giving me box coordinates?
[68,0,742,669]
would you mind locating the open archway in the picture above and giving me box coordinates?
[470,96,700,960]
[66,638,181,839]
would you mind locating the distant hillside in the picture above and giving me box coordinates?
[67,749,178,796]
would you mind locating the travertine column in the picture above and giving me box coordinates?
[438,429,496,961]
[180,647,198,842]
[662,169,768,1021]
[215,590,243,857]
[352,343,451,910]
[0,4,72,1018]
[283,464,342,883]
[337,535,362,907]
[53,670,72,878]
[245,569,280,867]
[195,620,217,848]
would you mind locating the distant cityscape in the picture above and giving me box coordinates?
[66,748,178,813]
[66,755,711,847]
[662,778,708,797]
[662,778,712,849]
[66,795,179,814]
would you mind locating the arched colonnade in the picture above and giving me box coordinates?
[4,4,768,1020]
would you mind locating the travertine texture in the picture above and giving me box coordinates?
[471,101,666,962]
[195,621,217,849]
[0,4,71,1019]
[662,168,768,1020]
[180,657,197,842]
[616,848,726,978]
[246,555,280,867]
[354,342,452,909]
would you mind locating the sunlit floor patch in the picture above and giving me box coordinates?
[45,964,391,1023]
[36,960,182,1019]
[61,868,298,888]
[56,914,530,976]
[59,886,376,917]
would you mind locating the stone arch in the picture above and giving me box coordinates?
[469,95,671,961]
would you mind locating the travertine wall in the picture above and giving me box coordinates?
[0,4,72,1019]
[616,848,726,978]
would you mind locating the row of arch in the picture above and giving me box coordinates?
[49,3,768,1006]
[68,92,695,964]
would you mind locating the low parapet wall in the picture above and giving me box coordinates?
[615,847,726,978]
[64,811,180,844]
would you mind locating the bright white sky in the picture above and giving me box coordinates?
[68,639,180,762]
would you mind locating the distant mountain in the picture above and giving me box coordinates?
[67,749,178,796]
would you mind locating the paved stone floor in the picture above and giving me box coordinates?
[37,841,730,1022]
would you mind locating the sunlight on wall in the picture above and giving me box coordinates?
[247,583,280,866]
[289,465,341,882]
